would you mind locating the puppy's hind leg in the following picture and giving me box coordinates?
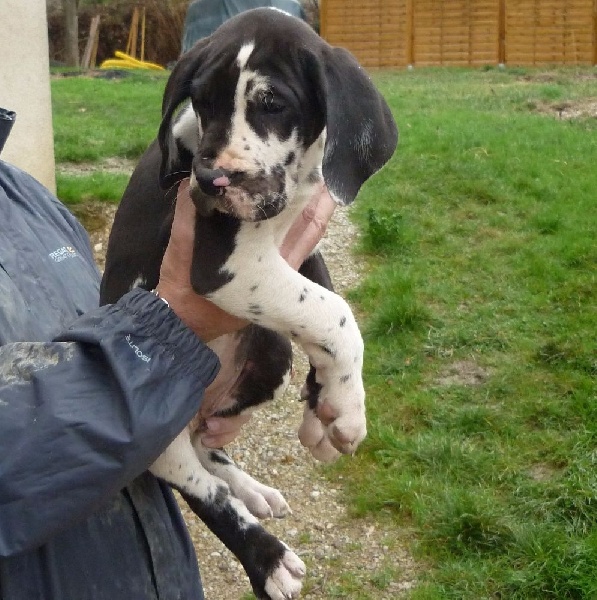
[199,324,293,519]
[151,431,305,600]
[195,441,291,519]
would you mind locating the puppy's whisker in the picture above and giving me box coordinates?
[169,169,192,179]
[165,171,193,201]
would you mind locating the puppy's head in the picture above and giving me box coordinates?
[159,8,398,221]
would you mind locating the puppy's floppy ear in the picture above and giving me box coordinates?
[158,39,210,189]
[314,47,398,205]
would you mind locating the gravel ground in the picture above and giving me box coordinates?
[82,199,417,599]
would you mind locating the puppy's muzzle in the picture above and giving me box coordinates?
[195,166,232,197]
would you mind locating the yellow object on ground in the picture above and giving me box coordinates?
[100,51,164,71]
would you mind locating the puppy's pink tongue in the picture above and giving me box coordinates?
[212,175,230,187]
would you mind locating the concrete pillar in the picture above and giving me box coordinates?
[0,0,56,192]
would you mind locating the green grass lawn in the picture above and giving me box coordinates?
[333,67,597,599]
[52,71,168,203]
[52,71,167,162]
[52,67,597,598]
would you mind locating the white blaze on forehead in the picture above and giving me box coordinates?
[224,47,280,173]
[172,103,201,152]
[236,42,255,69]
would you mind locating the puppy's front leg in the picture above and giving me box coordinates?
[194,226,367,461]
[151,431,305,600]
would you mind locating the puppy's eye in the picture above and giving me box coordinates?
[259,91,285,114]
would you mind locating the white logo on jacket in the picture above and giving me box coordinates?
[48,246,77,263]
[125,334,151,362]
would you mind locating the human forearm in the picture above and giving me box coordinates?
[0,288,219,556]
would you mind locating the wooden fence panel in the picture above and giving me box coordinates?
[412,0,499,66]
[505,0,595,64]
[320,0,597,68]
[320,0,410,67]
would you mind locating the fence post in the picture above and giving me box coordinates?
[593,0,597,65]
[406,0,414,66]
[499,0,506,64]
[319,0,327,39]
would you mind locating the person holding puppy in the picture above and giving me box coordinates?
[0,141,334,599]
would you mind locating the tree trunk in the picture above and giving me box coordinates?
[63,0,79,67]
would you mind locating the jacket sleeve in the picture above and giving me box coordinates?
[0,288,220,557]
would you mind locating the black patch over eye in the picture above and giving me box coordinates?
[259,90,285,114]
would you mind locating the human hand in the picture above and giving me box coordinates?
[156,179,248,342]
[279,183,336,269]
[201,413,253,447]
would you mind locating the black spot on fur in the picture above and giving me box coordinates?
[250,284,259,292]
[190,212,239,295]
[339,374,351,383]
[209,450,233,466]
[213,484,230,506]
[248,303,263,316]
[340,316,347,327]
[307,169,322,184]
[182,482,288,599]
[284,151,296,166]
[318,343,336,358]
[304,366,322,409]
[210,325,292,417]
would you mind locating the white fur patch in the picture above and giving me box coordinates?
[264,549,306,600]
[129,275,146,291]
[196,443,291,519]
[173,103,201,153]
[236,42,255,70]
[205,221,367,458]
[151,430,258,530]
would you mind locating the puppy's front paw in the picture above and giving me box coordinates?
[298,405,340,462]
[298,384,367,461]
[263,547,306,600]
[325,407,367,455]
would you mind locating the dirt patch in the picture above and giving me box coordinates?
[70,201,118,273]
[518,71,597,84]
[528,463,559,483]
[436,360,490,387]
[528,97,597,120]
[57,157,137,177]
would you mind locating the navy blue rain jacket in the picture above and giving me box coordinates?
[0,160,219,599]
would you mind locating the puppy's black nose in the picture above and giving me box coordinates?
[195,166,231,196]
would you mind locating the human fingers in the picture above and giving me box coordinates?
[201,413,252,447]
[279,184,336,270]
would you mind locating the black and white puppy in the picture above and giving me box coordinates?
[101,8,397,600]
